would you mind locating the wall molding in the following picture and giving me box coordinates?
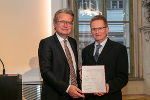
[139,25,150,42]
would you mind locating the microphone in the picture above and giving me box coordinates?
[0,58,5,75]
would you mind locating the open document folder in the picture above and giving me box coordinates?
[82,65,106,93]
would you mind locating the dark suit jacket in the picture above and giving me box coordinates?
[82,38,128,100]
[38,34,81,100]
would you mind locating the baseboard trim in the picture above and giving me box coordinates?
[123,94,150,100]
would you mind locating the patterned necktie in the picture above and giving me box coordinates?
[94,44,102,62]
[64,40,77,86]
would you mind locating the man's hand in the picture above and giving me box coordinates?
[94,83,109,96]
[106,83,109,93]
[68,85,85,98]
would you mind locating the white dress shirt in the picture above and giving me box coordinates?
[56,33,77,93]
[93,38,108,56]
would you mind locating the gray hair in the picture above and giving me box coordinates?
[53,8,74,23]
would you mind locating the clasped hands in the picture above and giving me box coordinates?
[79,67,109,96]
[68,67,109,98]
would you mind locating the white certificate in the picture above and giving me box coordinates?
[82,65,106,93]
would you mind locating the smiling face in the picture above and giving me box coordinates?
[54,13,73,39]
[91,20,109,43]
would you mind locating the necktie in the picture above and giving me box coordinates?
[64,40,77,86]
[94,44,102,62]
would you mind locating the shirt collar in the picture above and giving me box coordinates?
[95,38,108,47]
[56,33,68,42]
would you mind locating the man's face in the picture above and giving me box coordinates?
[54,13,73,38]
[91,20,109,43]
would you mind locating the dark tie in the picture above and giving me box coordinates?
[94,44,102,62]
[64,40,77,86]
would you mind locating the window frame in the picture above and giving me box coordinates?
[70,0,143,79]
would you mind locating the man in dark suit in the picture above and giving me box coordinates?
[82,15,128,100]
[38,8,85,100]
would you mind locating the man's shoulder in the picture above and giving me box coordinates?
[108,39,126,49]
[68,36,77,45]
[41,34,56,41]
[39,34,57,47]
[82,43,94,51]
[68,36,76,41]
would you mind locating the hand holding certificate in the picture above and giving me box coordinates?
[82,65,106,93]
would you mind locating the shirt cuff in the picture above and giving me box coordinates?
[66,85,71,93]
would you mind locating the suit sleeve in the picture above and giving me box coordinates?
[108,45,128,94]
[82,48,86,65]
[38,39,69,95]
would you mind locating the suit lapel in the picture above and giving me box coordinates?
[53,34,78,67]
[88,43,96,63]
[98,39,113,61]
[53,34,68,63]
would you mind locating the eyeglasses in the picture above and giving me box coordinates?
[57,20,73,25]
[91,27,107,32]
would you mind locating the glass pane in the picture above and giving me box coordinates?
[119,1,123,8]
[78,22,94,65]
[108,23,130,73]
[108,23,130,47]
[106,0,129,21]
[112,1,117,8]
[78,0,103,21]
[79,22,94,49]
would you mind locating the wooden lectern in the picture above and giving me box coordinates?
[0,74,22,100]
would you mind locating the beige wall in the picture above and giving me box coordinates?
[0,0,65,82]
